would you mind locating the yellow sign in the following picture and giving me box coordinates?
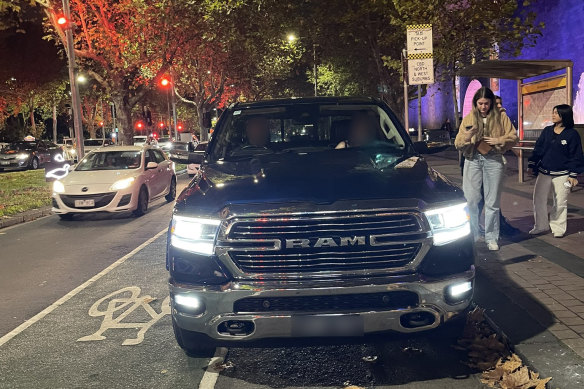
[522,77,567,95]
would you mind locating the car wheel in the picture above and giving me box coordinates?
[133,187,148,216]
[172,318,215,358]
[30,157,39,170]
[58,214,74,220]
[165,177,177,203]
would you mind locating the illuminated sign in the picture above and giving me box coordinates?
[45,153,72,182]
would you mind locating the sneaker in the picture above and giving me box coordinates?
[529,227,548,235]
[486,241,499,251]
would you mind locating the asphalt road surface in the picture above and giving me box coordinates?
[0,174,190,337]
[0,231,487,389]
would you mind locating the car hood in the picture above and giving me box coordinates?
[62,169,138,185]
[175,149,463,217]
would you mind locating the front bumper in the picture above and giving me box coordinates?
[170,267,474,342]
[52,188,137,214]
[0,158,29,170]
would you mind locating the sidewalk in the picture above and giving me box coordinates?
[427,150,584,387]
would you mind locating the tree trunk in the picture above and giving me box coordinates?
[112,95,134,145]
[53,105,57,143]
[197,104,208,142]
[29,107,37,138]
[452,75,461,130]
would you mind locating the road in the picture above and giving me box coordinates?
[0,174,190,337]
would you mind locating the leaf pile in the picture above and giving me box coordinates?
[456,307,552,388]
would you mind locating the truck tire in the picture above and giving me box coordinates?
[172,318,215,358]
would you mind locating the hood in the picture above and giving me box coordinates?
[175,149,463,217]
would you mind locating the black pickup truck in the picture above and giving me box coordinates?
[167,97,475,356]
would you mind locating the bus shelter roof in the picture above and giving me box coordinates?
[457,60,573,80]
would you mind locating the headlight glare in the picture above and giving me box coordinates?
[53,181,65,193]
[16,153,29,160]
[424,203,470,245]
[109,177,135,191]
[170,216,221,255]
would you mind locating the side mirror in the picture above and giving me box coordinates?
[146,161,158,169]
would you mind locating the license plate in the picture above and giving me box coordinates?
[74,199,95,207]
[291,314,364,337]
[0,161,9,165]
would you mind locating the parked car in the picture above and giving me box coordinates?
[167,141,192,163]
[167,97,474,356]
[0,140,63,171]
[158,137,173,152]
[187,141,207,177]
[133,135,148,146]
[51,145,176,219]
[84,138,114,152]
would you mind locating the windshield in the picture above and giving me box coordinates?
[75,151,142,171]
[3,142,36,152]
[210,104,407,161]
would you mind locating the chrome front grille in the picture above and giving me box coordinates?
[219,210,429,275]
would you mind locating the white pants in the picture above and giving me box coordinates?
[533,174,570,235]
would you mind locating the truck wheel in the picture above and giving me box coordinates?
[165,177,176,202]
[172,318,215,358]
[133,187,148,216]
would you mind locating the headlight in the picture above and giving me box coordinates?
[170,216,221,255]
[53,181,65,193]
[109,177,135,191]
[424,203,470,245]
[16,153,29,160]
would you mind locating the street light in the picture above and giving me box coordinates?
[287,33,297,43]
[77,74,87,83]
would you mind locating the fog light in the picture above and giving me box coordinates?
[174,294,205,315]
[445,281,473,304]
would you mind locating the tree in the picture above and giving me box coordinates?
[38,0,194,145]
[386,0,543,127]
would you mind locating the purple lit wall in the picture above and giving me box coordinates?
[410,0,584,129]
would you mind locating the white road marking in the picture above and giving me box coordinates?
[78,286,170,345]
[0,228,167,348]
[199,347,229,389]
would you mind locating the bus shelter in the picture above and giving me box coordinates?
[458,60,574,182]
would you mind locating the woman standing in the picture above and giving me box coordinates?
[455,87,518,250]
[528,105,584,238]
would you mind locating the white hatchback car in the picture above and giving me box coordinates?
[51,146,176,219]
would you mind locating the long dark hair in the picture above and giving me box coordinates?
[554,104,574,128]
[471,87,501,136]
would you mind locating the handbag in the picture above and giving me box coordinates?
[476,139,492,155]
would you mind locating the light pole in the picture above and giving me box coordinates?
[287,34,317,96]
[160,75,178,140]
[59,0,84,159]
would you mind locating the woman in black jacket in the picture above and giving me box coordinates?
[528,104,584,238]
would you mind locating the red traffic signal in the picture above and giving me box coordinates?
[135,121,143,129]
[57,16,67,25]
[177,124,183,131]
[160,77,170,87]
[158,122,165,128]
[99,121,104,127]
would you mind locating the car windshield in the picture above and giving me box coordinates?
[210,103,407,161]
[3,142,36,152]
[75,151,142,171]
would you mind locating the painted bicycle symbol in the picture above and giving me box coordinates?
[78,286,170,346]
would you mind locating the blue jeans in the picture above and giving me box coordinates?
[463,154,505,242]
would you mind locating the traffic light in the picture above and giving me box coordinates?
[159,122,165,128]
[57,16,67,25]
[160,77,170,87]
[135,121,144,129]
[99,121,104,127]
[177,124,183,131]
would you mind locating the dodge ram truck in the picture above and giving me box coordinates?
[167,97,475,356]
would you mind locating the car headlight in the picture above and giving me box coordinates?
[170,216,221,255]
[109,177,135,191]
[16,153,29,160]
[53,181,65,193]
[424,203,470,245]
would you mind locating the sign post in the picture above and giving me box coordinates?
[406,24,434,141]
